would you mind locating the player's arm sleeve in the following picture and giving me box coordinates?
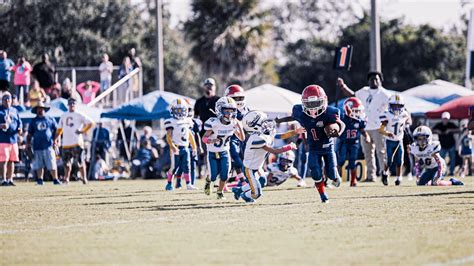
[290,105,303,124]
[56,117,64,138]
[189,131,197,151]
[250,136,267,149]
[203,118,214,131]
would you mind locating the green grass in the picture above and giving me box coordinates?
[1,178,473,264]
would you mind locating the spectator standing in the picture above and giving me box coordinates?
[76,80,100,104]
[91,120,111,161]
[55,98,94,184]
[0,51,15,93]
[26,102,61,185]
[338,72,391,182]
[0,92,22,186]
[432,111,459,176]
[128,48,142,97]
[32,54,55,94]
[194,78,220,135]
[116,120,138,160]
[12,57,32,104]
[117,57,133,103]
[28,79,48,108]
[99,53,113,93]
[61,78,82,103]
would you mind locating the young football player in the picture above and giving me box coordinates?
[202,97,245,199]
[224,85,250,185]
[164,98,197,191]
[259,150,302,188]
[410,126,463,186]
[232,111,301,203]
[276,85,345,203]
[338,97,370,187]
[174,99,203,188]
[457,119,473,179]
[378,94,412,186]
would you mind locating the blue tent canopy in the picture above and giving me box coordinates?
[101,91,195,121]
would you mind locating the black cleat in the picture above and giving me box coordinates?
[395,179,401,186]
[381,173,388,186]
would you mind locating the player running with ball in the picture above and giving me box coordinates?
[276,85,345,203]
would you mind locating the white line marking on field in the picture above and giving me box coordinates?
[0,216,169,235]
[427,255,474,266]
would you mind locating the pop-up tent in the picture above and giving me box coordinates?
[49,98,108,122]
[425,94,474,119]
[101,90,195,121]
[401,80,473,105]
[243,84,301,115]
[332,91,439,116]
[19,106,65,123]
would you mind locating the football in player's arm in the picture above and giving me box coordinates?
[276,85,344,203]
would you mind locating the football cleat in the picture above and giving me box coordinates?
[216,191,225,200]
[320,193,329,203]
[450,178,464,186]
[204,180,211,195]
[8,180,16,186]
[53,179,62,185]
[165,183,174,191]
[81,178,88,185]
[395,179,401,186]
[241,193,255,203]
[297,179,307,187]
[36,179,44,186]
[331,176,341,188]
[232,187,242,200]
[186,184,198,190]
[1,180,8,186]
[381,172,388,186]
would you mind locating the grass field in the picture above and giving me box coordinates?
[1,178,474,265]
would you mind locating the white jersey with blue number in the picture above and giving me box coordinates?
[409,141,443,169]
[379,110,411,141]
[265,162,298,187]
[243,132,274,170]
[164,118,193,146]
[204,117,237,153]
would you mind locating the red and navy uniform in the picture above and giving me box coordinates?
[337,114,365,170]
[292,104,340,183]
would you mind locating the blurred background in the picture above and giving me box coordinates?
[0,0,469,102]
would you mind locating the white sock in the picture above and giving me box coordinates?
[396,176,402,181]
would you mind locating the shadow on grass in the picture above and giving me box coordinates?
[118,201,301,212]
[342,190,474,200]
[82,200,156,206]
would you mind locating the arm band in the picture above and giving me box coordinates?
[202,136,210,144]
[281,144,293,152]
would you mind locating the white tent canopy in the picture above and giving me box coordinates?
[243,84,300,115]
[401,80,473,105]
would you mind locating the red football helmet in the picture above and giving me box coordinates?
[224,84,245,110]
[301,85,327,118]
[343,97,364,119]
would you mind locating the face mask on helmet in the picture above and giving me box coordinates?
[231,96,245,110]
[278,157,293,171]
[302,97,327,118]
[220,108,237,123]
[261,119,276,135]
[389,104,404,115]
[187,108,194,118]
[171,106,188,119]
[415,135,429,149]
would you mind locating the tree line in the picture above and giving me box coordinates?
[0,0,466,101]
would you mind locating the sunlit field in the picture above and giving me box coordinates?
[2,178,473,264]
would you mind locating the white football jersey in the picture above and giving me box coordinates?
[58,111,94,147]
[243,132,274,170]
[379,110,411,141]
[203,117,237,152]
[265,162,298,187]
[409,141,443,169]
[164,118,193,146]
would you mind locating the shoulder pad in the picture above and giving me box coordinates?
[326,106,340,116]
[431,141,441,153]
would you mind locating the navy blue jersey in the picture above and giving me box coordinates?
[292,104,340,152]
[339,114,366,144]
